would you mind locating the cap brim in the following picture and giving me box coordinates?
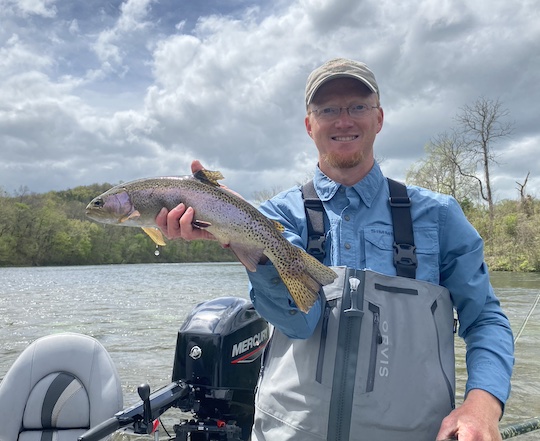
[306,73,378,107]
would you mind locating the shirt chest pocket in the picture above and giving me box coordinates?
[363,226,440,284]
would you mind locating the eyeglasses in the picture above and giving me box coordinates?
[308,103,379,121]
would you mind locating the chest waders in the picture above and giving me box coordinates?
[251,179,455,441]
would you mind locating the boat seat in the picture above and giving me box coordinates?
[0,333,123,441]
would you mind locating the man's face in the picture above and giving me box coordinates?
[305,78,383,177]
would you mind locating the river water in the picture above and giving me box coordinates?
[1,264,539,440]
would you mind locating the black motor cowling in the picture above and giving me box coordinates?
[172,297,269,439]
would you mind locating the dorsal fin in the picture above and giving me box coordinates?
[194,169,225,187]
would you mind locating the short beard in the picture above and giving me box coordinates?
[322,150,365,169]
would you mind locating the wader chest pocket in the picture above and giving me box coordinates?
[366,303,382,393]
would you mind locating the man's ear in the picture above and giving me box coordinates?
[376,107,384,133]
[305,115,313,138]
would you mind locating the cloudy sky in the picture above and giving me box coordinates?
[1,0,539,202]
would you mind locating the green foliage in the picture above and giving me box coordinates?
[0,186,237,267]
[466,199,540,272]
[502,214,518,237]
[1,183,539,272]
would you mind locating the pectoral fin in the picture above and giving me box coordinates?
[142,227,166,246]
[120,210,141,223]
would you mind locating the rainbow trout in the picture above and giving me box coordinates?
[85,170,337,312]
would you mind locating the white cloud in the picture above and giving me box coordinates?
[0,34,53,75]
[1,0,57,18]
[93,0,155,73]
[0,0,538,201]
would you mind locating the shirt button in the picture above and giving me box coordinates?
[344,215,350,221]
[289,309,297,315]
[344,243,351,250]
[270,277,281,285]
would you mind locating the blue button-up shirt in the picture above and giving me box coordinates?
[247,162,514,405]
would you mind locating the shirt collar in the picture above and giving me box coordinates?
[313,161,385,208]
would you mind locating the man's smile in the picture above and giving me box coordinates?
[332,135,358,142]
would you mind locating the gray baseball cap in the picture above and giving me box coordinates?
[305,58,379,107]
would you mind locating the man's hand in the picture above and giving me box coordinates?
[437,389,503,441]
[155,160,216,241]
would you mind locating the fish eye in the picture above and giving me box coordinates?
[93,199,104,208]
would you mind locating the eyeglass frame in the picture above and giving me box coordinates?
[307,103,380,120]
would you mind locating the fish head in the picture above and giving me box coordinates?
[85,188,136,225]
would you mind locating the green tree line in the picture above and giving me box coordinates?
[0,184,236,267]
[1,179,539,271]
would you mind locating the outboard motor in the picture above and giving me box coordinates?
[172,297,270,440]
[78,297,269,441]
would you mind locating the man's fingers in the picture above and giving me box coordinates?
[155,207,168,231]
[167,203,187,237]
[179,206,194,231]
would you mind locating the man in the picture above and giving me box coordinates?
[157,58,514,441]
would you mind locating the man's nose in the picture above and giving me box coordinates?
[334,108,355,126]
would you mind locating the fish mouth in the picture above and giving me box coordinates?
[85,209,98,219]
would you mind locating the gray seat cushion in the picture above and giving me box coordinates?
[0,333,123,441]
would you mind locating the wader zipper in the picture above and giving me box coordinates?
[327,270,364,441]
[316,299,337,383]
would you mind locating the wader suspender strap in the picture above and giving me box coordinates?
[301,178,417,278]
[387,178,417,279]
[300,180,326,263]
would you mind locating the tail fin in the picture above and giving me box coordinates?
[275,249,337,313]
[301,251,338,286]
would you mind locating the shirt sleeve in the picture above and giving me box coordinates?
[439,196,514,405]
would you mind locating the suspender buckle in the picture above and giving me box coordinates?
[304,199,324,210]
[389,196,411,207]
[307,235,326,260]
[393,242,418,271]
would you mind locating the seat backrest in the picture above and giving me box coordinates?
[0,333,123,441]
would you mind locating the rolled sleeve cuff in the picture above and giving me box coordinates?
[466,361,512,410]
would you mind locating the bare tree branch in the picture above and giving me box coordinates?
[454,96,515,223]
